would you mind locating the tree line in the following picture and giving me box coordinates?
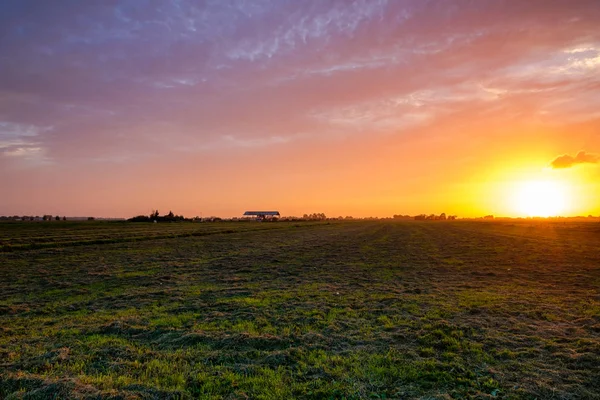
[128,210,188,222]
[0,215,67,221]
[413,213,457,221]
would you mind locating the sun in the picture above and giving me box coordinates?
[513,180,568,217]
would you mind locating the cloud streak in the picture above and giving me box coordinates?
[2,0,600,164]
[550,151,600,169]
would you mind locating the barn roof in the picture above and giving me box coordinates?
[243,211,280,216]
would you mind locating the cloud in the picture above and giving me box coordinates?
[1,0,600,167]
[0,122,52,159]
[550,151,600,169]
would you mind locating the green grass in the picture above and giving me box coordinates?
[1,220,599,399]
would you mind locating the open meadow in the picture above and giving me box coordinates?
[1,220,599,399]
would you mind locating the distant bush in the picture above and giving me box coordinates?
[129,215,152,222]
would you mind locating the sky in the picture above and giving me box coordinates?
[1,0,600,218]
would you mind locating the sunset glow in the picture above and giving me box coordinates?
[513,180,569,217]
[1,1,599,218]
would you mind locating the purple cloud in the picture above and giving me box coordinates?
[1,0,600,168]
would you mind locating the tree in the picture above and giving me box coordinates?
[55,215,61,221]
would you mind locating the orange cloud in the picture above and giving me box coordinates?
[550,151,599,169]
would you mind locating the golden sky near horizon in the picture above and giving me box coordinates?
[1,1,599,218]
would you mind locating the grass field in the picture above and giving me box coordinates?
[1,221,599,399]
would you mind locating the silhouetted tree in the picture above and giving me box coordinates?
[130,209,186,222]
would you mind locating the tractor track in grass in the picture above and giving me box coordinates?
[0,222,327,253]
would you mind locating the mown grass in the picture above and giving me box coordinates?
[1,220,599,399]
[0,221,292,252]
